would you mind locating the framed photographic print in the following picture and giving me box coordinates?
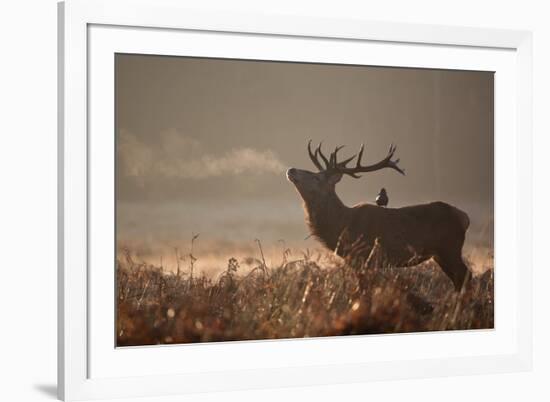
[58,0,533,400]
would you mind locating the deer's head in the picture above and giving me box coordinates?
[287,141,405,207]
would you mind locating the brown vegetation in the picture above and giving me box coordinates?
[116,246,493,347]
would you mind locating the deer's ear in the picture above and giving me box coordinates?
[327,173,343,185]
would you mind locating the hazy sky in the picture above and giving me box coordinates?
[115,54,493,269]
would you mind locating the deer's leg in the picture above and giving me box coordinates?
[433,252,471,292]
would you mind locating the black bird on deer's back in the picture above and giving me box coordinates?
[376,188,388,207]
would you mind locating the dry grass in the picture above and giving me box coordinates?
[116,242,493,346]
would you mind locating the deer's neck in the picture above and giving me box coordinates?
[304,192,351,252]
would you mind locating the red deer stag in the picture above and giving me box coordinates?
[286,141,471,291]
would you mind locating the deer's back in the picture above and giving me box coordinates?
[341,201,469,265]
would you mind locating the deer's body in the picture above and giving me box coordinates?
[287,141,472,291]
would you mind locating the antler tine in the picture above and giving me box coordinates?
[316,143,330,169]
[356,144,365,168]
[329,145,345,168]
[388,143,397,159]
[337,154,356,168]
[384,144,405,174]
[308,140,324,171]
[334,145,358,169]
[334,145,345,154]
[388,148,405,175]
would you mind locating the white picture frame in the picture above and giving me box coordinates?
[58,0,533,400]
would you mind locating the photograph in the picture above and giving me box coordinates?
[115,54,494,347]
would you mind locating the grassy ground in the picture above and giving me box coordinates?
[116,246,493,346]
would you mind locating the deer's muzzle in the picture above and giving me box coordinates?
[286,168,298,182]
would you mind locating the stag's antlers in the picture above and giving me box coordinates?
[308,140,405,178]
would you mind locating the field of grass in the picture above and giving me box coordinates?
[116,243,493,346]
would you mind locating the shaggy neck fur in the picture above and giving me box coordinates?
[303,191,351,252]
